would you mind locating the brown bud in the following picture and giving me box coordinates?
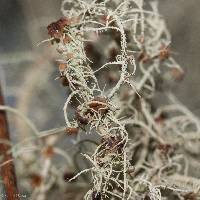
[47,22,63,39]
[66,127,79,135]
[42,146,54,158]
[30,174,42,187]
[63,35,72,44]
[88,96,108,115]
[60,75,69,86]
[159,44,171,61]
[57,17,70,28]
[58,63,68,72]
[47,17,71,41]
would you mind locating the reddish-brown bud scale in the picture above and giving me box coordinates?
[66,127,79,135]
[30,174,42,188]
[58,63,68,73]
[47,22,63,39]
[47,17,71,41]
[159,44,171,61]
[42,146,55,158]
[63,35,72,44]
[88,96,108,115]
[57,17,70,28]
[60,76,69,86]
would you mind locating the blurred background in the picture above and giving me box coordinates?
[0,0,200,137]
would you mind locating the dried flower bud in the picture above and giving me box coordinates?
[47,22,63,39]
[66,127,79,135]
[60,75,69,86]
[159,44,171,61]
[57,17,70,28]
[88,96,108,115]
[63,35,72,44]
[47,17,72,41]
[30,174,42,187]
[42,146,54,158]
[58,63,68,73]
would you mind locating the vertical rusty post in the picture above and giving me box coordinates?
[0,85,19,200]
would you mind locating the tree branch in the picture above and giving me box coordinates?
[0,85,19,200]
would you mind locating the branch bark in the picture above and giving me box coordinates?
[0,85,19,200]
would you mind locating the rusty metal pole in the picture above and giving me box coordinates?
[0,85,19,200]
